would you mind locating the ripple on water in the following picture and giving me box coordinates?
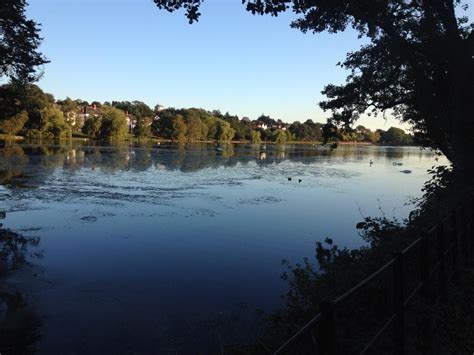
[238,196,284,205]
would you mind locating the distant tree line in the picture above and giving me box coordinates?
[0,84,413,145]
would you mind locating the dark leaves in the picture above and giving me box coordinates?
[0,0,49,83]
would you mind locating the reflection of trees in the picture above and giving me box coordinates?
[0,212,41,353]
[384,148,405,159]
[0,145,28,186]
[0,142,434,189]
[0,291,40,354]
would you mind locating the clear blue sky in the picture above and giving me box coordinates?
[26,0,468,130]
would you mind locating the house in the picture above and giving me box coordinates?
[153,104,165,121]
[125,112,137,132]
[64,111,79,126]
[273,124,287,131]
[253,121,268,130]
[77,104,101,126]
[155,104,165,112]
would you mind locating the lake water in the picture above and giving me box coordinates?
[0,141,447,353]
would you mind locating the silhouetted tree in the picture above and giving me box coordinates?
[0,0,48,83]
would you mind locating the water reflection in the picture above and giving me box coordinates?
[0,212,41,354]
[0,141,445,353]
[0,141,433,189]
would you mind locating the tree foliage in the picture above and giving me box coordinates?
[379,126,413,145]
[288,120,323,142]
[0,0,48,82]
[57,97,77,114]
[82,116,102,138]
[133,117,152,138]
[0,111,28,136]
[112,101,153,120]
[172,114,187,141]
[98,106,128,141]
[38,106,72,139]
[0,84,54,122]
[251,130,262,143]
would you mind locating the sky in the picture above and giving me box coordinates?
[25,0,466,130]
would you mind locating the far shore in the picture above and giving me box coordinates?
[0,135,414,147]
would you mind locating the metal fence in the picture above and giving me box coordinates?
[273,196,474,355]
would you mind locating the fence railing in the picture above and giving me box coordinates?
[273,196,474,354]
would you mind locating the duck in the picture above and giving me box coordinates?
[288,177,292,181]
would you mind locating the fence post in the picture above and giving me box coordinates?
[470,197,474,257]
[318,300,337,355]
[460,201,469,268]
[419,234,430,299]
[393,252,405,355]
[450,213,460,284]
[436,223,447,303]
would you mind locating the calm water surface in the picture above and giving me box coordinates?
[0,142,447,353]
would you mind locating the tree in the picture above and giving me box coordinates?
[215,119,235,142]
[173,115,187,141]
[251,130,262,143]
[152,110,173,138]
[0,84,54,123]
[379,126,413,145]
[184,111,205,141]
[273,129,289,144]
[57,97,77,114]
[27,106,72,139]
[98,106,128,141]
[203,116,218,140]
[256,114,276,127]
[1,0,48,82]
[153,0,474,180]
[82,117,102,138]
[38,106,72,139]
[0,111,28,136]
[133,117,152,138]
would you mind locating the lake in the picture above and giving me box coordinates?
[0,141,447,353]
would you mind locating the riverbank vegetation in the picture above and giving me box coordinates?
[0,83,414,145]
[237,166,474,353]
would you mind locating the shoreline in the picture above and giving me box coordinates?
[1,135,417,147]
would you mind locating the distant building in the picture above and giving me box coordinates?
[153,104,165,121]
[125,112,137,132]
[74,104,101,127]
[253,121,268,130]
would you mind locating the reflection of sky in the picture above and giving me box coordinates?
[0,143,447,352]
